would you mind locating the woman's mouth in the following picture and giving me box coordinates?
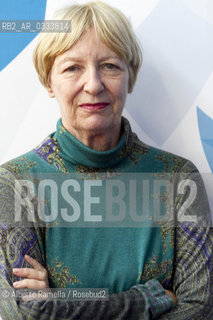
[79,102,110,111]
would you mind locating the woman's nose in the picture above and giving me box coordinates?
[83,67,104,95]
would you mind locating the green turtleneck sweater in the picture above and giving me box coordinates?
[0,117,212,320]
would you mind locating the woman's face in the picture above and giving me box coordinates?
[48,28,129,140]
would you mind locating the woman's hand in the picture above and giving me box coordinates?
[164,289,177,305]
[13,255,49,289]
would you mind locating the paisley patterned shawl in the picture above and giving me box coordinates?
[0,117,212,319]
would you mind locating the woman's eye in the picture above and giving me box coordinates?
[66,65,78,72]
[104,63,118,70]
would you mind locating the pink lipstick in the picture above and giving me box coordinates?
[79,103,109,111]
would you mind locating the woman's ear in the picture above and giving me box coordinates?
[47,73,55,98]
[47,86,55,98]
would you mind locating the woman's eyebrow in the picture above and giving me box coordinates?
[100,55,121,61]
[58,55,121,64]
[59,56,84,64]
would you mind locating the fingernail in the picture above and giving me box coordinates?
[13,282,20,288]
[24,255,32,260]
[13,268,20,273]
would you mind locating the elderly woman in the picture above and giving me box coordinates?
[0,1,212,319]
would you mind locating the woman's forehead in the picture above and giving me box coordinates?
[54,31,122,65]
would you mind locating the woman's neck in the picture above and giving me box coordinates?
[63,126,121,151]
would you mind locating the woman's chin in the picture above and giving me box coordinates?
[79,116,115,133]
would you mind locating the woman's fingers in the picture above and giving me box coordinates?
[24,255,46,272]
[164,289,177,305]
[13,279,47,289]
[12,255,49,290]
[13,255,47,281]
[13,267,46,281]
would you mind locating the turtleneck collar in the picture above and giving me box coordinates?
[54,117,132,168]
